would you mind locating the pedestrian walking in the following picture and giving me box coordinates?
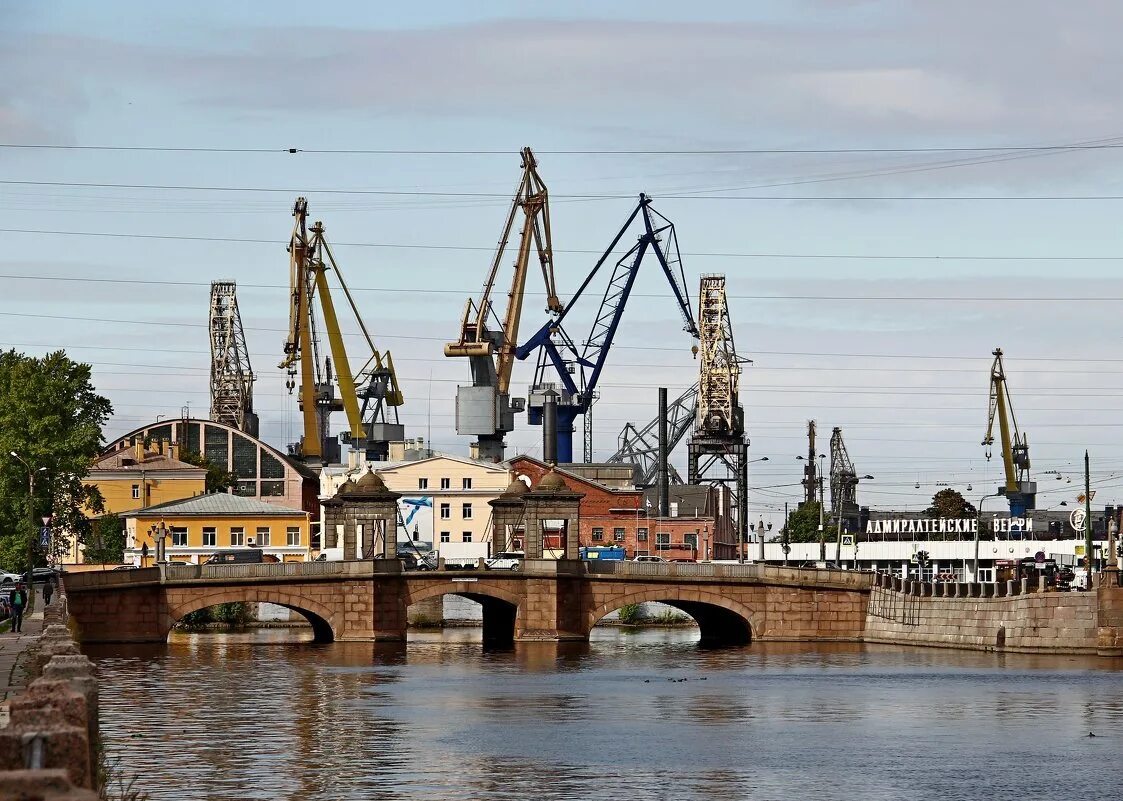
[8,582,28,633]
[43,578,54,605]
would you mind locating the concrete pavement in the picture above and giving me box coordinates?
[0,587,46,702]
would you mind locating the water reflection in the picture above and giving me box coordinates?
[86,629,1123,801]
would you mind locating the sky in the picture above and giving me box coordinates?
[4,1,1123,525]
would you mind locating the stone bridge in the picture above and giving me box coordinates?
[62,560,873,648]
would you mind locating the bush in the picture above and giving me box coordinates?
[653,609,690,625]
[617,603,643,625]
[213,602,251,626]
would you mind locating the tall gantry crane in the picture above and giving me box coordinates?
[516,194,698,462]
[444,147,562,462]
[608,384,698,485]
[208,281,258,437]
[687,274,749,547]
[983,347,1035,517]
[829,427,860,531]
[280,198,404,465]
[801,420,818,506]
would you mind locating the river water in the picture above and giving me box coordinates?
[87,628,1123,801]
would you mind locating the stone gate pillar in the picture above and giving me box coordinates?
[345,470,402,559]
[523,469,583,560]
[489,479,528,555]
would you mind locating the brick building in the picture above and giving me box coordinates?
[508,456,734,560]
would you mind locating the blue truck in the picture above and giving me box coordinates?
[579,546,626,561]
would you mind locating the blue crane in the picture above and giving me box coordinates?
[515,194,698,463]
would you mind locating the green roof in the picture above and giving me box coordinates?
[121,493,306,518]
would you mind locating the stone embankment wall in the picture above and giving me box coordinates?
[864,571,1123,655]
[0,597,101,800]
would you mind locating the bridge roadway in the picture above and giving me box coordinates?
[62,560,873,648]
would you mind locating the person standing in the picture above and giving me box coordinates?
[8,582,27,633]
[43,578,54,605]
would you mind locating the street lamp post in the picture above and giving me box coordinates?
[9,451,47,574]
[975,492,1002,582]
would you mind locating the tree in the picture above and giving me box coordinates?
[783,501,838,544]
[925,489,977,519]
[0,350,112,571]
[84,513,125,565]
[178,450,237,493]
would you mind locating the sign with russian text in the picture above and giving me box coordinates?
[865,517,1033,535]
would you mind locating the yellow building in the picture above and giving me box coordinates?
[122,493,311,565]
[87,441,207,516]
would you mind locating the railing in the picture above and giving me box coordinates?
[162,560,372,581]
[584,560,874,587]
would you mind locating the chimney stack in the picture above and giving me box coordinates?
[657,387,670,518]
[543,389,558,465]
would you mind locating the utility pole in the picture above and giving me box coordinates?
[9,451,46,574]
[818,467,826,563]
[782,502,791,566]
[1085,450,1093,587]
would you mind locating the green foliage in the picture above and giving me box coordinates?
[923,489,978,539]
[0,350,112,571]
[179,608,213,627]
[85,513,126,565]
[178,450,237,494]
[652,608,690,625]
[617,603,643,625]
[782,501,838,544]
[179,603,252,629]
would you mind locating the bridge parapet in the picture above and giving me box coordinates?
[585,561,873,590]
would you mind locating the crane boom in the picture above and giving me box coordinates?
[444,147,561,461]
[281,198,404,464]
[608,384,698,485]
[982,347,1034,516]
[516,194,698,462]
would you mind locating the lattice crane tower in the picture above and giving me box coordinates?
[829,427,860,531]
[209,281,258,437]
[687,274,749,551]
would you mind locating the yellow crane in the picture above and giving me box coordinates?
[982,347,1035,517]
[280,198,404,464]
[444,147,561,461]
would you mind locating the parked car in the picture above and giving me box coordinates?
[633,555,667,563]
[30,567,60,583]
[204,549,264,565]
[111,565,139,571]
[485,552,524,570]
[0,571,22,586]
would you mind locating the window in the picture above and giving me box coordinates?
[418,478,428,490]
[440,478,451,490]
[440,531,451,543]
[462,503,473,520]
[131,484,140,500]
[171,527,188,547]
[256,527,270,547]
[462,477,472,490]
[234,480,257,497]
[462,531,472,543]
[613,527,626,542]
[637,527,648,542]
[260,480,284,497]
[287,527,300,546]
[656,532,670,551]
[260,452,285,479]
[592,527,604,542]
[202,527,217,547]
[440,503,451,520]
[230,527,245,546]
[684,532,698,552]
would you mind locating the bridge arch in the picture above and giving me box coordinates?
[588,587,759,647]
[165,587,338,643]
[404,581,522,649]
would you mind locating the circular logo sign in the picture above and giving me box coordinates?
[1069,507,1087,532]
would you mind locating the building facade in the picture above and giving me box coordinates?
[321,454,512,559]
[122,494,311,566]
[86,441,207,516]
[103,417,319,515]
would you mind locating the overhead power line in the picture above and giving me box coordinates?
[2,228,1121,262]
[6,142,1123,155]
[4,178,1123,201]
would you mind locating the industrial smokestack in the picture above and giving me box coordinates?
[543,389,558,465]
[658,387,670,518]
